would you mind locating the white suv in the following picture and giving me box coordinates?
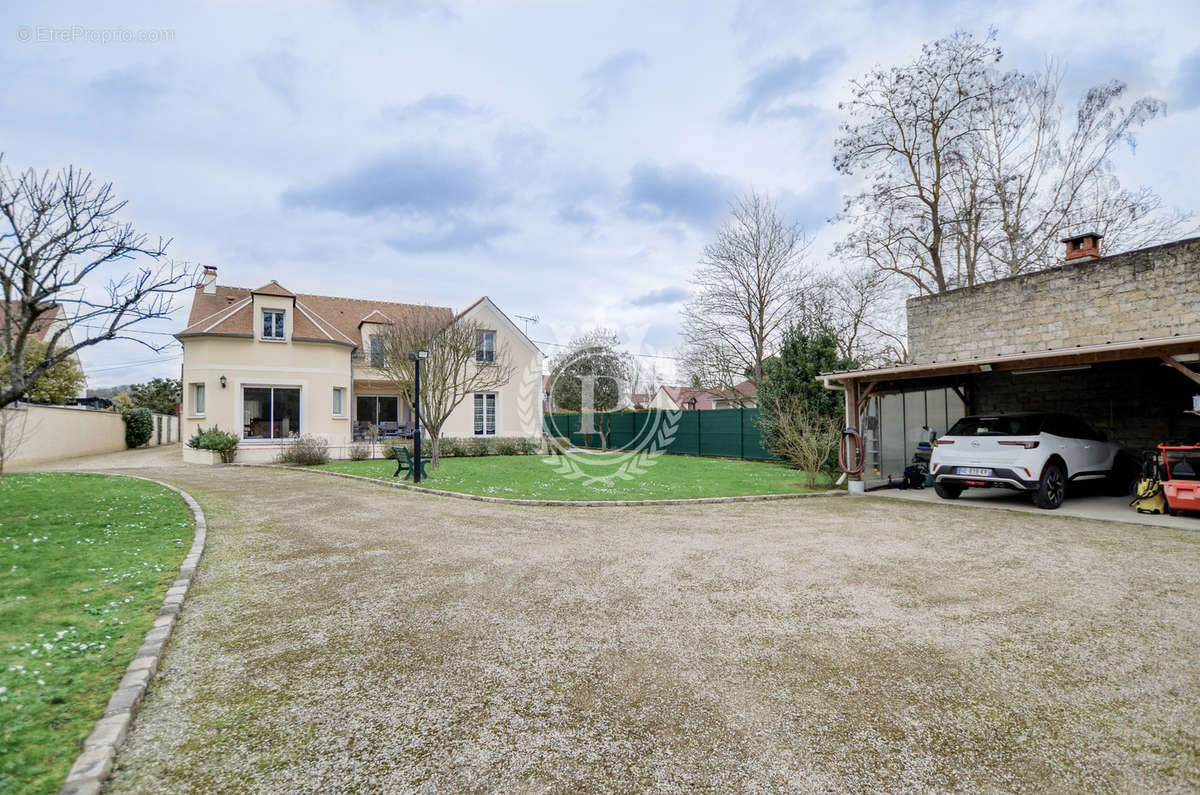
[930,413,1124,509]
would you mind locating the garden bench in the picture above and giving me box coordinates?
[392,445,430,481]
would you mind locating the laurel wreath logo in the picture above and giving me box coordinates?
[520,351,682,486]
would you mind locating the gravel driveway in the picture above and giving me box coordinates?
[101,464,1199,792]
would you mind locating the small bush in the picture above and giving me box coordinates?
[545,435,571,455]
[517,437,541,455]
[494,437,519,456]
[278,435,330,466]
[122,407,153,448]
[347,442,370,461]
[186,425,240,463]
[382,441,412,460]
[466,437,490,457]
[438,437,462,457]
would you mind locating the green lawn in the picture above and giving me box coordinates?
[0,473,192,795]
[318,453,828,500]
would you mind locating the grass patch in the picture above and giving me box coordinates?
[318,453,828,500]
[0,473,192,794]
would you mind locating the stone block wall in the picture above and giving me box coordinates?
[907,238,1200,363]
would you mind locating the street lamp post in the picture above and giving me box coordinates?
[407,350,429,483]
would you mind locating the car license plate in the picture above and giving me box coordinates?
[957,467,992,477]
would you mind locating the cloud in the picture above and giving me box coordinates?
[253,50,305,111]
[386,217,511,252]
[383,92,493,122]
[729,48,843,122]
[584,50,650,113]
[1174,49,1200,111]
[629,286,688,307]
[556,205,597,227]
[777,183,840,232]
[282,148,488,216]
[623,161,735,228]
[87,65,166,111]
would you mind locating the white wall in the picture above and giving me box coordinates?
[1,404,175,468]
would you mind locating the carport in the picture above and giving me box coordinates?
[822,333,1200,493]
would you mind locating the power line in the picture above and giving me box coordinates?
[533,340,680,361]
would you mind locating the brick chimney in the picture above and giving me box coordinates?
[1062,232,1102,262]
[201,265,218,295]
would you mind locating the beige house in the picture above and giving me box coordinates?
[177,267,543,463]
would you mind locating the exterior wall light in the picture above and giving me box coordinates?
[220,375,227,388]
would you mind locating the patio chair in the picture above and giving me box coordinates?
[392,445,430,481]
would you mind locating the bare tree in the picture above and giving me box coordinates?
[679,190,811,392]
[760,397,842,488]
[834,30,1000,295]
[1,154,195,410]
[824,265,909,366]
[376,311,515,466]
[834,32,1190,295]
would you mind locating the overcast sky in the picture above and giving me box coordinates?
[3,0,1197,388]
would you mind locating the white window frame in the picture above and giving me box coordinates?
[476,330,496,364]
[262,309,286,341]
[191,382,205,417]
[332,387,346,418]
[473,392,497,436]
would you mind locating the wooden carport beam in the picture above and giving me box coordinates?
[1161,355,1200,386]
[855,381,877,414]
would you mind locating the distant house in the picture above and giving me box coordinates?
[177,266,543,463]
[650,380,757,411]
[1,301,87,398]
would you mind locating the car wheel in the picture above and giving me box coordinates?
[1033,462,1066,509]
[934,482,964,500]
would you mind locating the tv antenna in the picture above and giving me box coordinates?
[514,314,539,335]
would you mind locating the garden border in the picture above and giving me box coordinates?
[59,474,207,795]
[232,463,845,506]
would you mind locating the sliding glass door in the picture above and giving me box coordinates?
[243,386,301,439]
[356,395,402,435]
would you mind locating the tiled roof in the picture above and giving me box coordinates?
[180,284,452,347]
[2,302,63,342]
[661,379,757,408]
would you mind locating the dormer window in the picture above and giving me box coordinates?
[263,309,285,340]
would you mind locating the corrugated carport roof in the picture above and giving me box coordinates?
[821,332,1200,386]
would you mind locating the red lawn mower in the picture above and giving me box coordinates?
[1158,443,1200,516]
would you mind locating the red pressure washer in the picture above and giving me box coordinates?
[839,427,865,477]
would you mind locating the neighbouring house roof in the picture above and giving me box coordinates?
[178,283,452,348]
[660,379,757,409]
[2,302,65,343]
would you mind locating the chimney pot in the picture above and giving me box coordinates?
[1061,232,1102,262]
[201,265,218,295]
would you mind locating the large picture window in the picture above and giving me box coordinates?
[474,393,496,435]
[243,386,300,439]
[356,394,401,434]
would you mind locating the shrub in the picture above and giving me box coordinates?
[466,437,490,457]
[186,425,240,463]
[122,407,153,448]
[347,442,370,461]
[277,435,330,466]
[516,436,541,455]
[382,441,412,460]
[494,437,519,456]
[438,437,462,457]
[545,435,571,455]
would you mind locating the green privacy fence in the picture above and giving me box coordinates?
[543,408,775,460]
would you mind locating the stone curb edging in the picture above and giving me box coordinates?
[59,474,207,795]
[232,462,845,507]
